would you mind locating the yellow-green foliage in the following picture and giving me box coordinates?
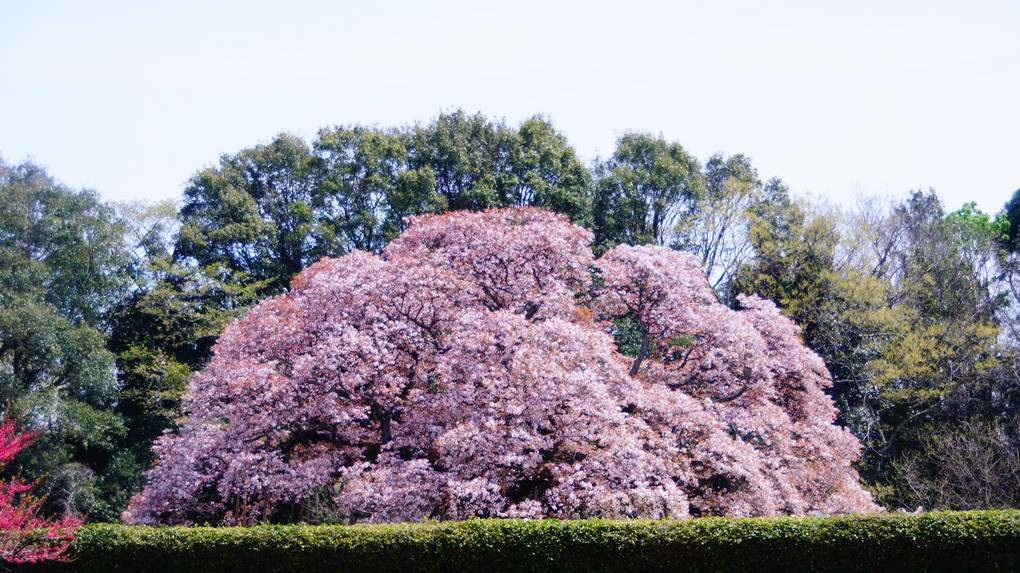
[8,511,1020,573]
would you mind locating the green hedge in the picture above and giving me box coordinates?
[11,511,1020,573]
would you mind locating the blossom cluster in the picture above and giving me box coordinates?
[123,207,876,525]
[0,419,80,563]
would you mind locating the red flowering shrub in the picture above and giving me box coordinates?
[123,208,876,525]
[0,418,80,563]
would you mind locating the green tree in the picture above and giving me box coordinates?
[990,189,1020,342]
[732,190,1010,505]
[733,196,892,428]
[506,116,592,223]
[107,200,270,521]
[403,110,514,213]
[178,113,593,292]
[591,132,703,252]
[997,187,1020,252]
[0,159,132,521]
[864,195,1011,501]
[312,125,407,255]
[401,111,592,224]
[175,133,318,297]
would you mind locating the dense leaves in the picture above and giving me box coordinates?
[591,133,703,251]
[175,112,593,300]
[12,512,1020,573]
[176,133,318,297]
[0,160,132,522]
[733,190,1018,506]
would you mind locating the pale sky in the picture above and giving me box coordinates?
[2,0,1018,216]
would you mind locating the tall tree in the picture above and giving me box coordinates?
[175,133,318,296]
[0,159,131,521]
[311,125,407,255]
[591,132,703,251]
[403,110,514,213]
[731,190,1010,503]
[124,208,875,526]
[401,111,592,225]
[506,116,592,223]
[998,187,1020,253]
[861,194,1003,478]
[109,200,265,516]
[178,113,593,293]
[991,188,1020,342]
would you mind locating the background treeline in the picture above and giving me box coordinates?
[2,110,1019,522]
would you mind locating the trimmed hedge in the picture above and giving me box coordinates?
[10,511,1020,573]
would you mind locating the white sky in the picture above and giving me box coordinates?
[2,0,1018,216]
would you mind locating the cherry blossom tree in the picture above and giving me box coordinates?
[0,419,80,564]
[123,208,876,525]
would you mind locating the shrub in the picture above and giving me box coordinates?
[13,512,1020,573]
[0,418,81,564]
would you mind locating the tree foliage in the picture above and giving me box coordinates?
[123,208,875,525]
[175,112,593,300]
[0,159,133,522]
[175,133,318,298]
[591,133,703,251]
[732,190,1015,506]
[673,153,770,290]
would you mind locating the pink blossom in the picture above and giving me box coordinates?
[123,207,876,525]
[0,419,81,563]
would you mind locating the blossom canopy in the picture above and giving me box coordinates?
[123,207,876,525]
